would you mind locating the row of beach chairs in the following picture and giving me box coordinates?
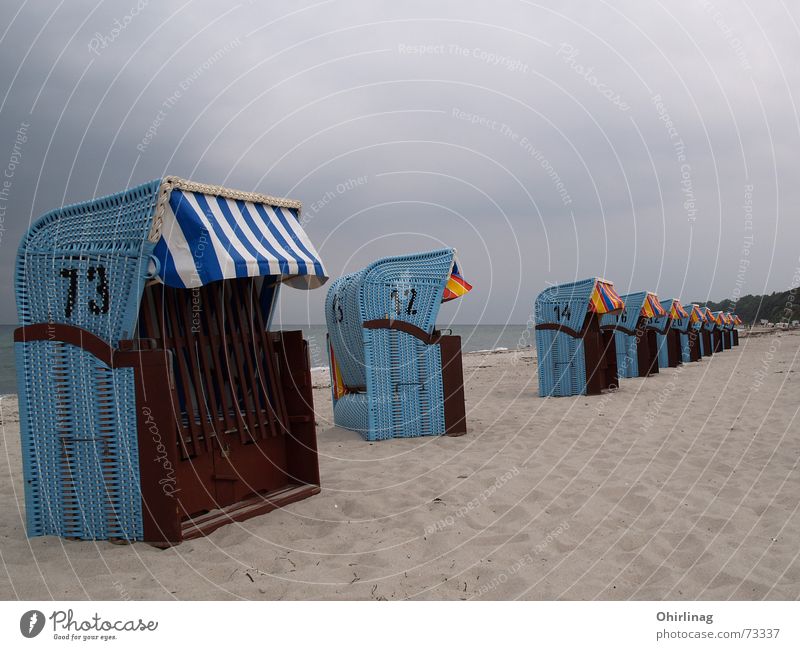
[12,178,741,545]
[534,278,741,397]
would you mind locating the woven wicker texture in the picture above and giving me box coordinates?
[649,300,671,334]
[601,292,649,379]
[534,277,595,331]
[664,299,690,334]
[689,304,705,359]
[15,341,141,540]
[15,181,165,540]
[534,278,599,397]
[651,299,674,369]
[325,249,455,441]
[16,180,161,345]
[535,327,586,397]
[600,291,647,330]
[15,176,316,541]
[680,332,701,363]
[613,330,639,378]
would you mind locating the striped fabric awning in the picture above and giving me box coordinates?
[689,304,705,323]
[734,314,743,325]
[641,292,667,318]
[153,186,327,289]
[442,260,473,302]
[588,279,625,314]
[669,299,689,320]
[704,307,715,323]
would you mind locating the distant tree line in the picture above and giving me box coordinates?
[693,287,800,326]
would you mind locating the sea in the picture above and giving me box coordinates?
[0,323,531,396]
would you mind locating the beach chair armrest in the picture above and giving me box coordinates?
[15,322,118,365]
[363,318,440,345]
[14,323,165,365]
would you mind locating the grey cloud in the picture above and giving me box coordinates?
[0,0,798,325]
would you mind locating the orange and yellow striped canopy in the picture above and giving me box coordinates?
[704,307,715,322]
[689,304,705,323]
[588,279,625,314]
[733,314,743,325]
[669,299,689,320]
[442,260,473,302]
[641,292,667,318]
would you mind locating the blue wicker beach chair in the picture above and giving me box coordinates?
[14,177,327,545]
[689,303,714,358]
[709,310,726,352]
[600,291,666,379]
[326,248,471,441]
[682,304,704,362]
[702,307,721,354]
[721,312,735,349]
[534,278,625,397]
[653,298,690,368]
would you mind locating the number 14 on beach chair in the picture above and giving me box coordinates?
[534,278,625,397]
[14,177,328,545]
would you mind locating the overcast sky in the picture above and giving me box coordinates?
[1,0,798,325]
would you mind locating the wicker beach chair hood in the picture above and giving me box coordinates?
[15,177,327,544]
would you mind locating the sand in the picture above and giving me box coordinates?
[0,329,798,600]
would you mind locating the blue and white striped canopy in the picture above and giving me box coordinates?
[153,187,327,289]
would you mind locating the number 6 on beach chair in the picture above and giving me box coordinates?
[326,248,471,441]
[534,278,624,397]
[600,291,666,379]
[14,177,327,545]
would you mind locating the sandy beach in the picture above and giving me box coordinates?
[0,329,798,601]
